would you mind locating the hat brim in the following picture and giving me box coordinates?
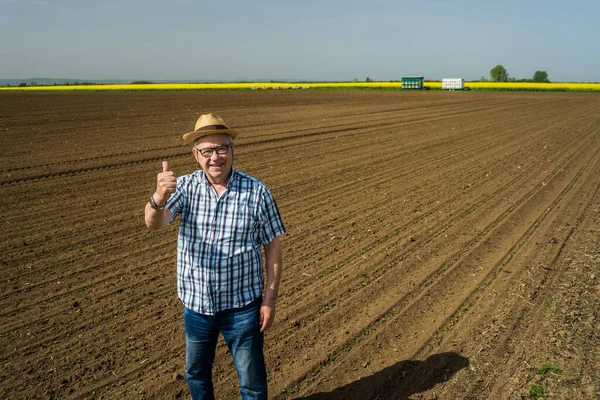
[183,129,238,146]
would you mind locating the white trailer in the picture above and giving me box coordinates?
[442,78,465,90]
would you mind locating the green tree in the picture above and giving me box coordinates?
[490,65,509,82]
[533,70,549,82]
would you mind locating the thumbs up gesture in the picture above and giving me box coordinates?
[154,161,177,205]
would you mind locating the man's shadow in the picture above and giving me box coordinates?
[294,352,469,400]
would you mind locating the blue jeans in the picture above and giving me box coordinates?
[183,298,267,400]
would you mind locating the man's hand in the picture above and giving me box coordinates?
[154,161,177,205]
[145,161,175,230]
[259,300,276,333]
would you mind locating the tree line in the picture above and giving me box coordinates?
[483,65,550,83]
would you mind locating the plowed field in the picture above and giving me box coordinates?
[1,91,599,399]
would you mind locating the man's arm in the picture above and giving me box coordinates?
[260,236,282,333]
[144,202,173,230]
[144,161,176,230]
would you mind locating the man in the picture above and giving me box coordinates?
[144,113,286,400]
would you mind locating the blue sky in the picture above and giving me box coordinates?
[1,0,598,82]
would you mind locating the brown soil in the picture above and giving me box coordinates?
[1,90,598,399]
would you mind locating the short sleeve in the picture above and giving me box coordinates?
[256,186,286,245]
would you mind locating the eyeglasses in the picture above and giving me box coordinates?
[195,144,231,158]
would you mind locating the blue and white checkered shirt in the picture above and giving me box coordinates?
[166,168,286,315]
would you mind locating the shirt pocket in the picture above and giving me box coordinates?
[221,206,256,254]
[233,211,257,238]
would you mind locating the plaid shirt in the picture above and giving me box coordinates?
[166,168,286,315]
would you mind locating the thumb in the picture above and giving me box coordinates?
[162,160,170,172]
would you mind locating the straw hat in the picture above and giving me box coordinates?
[182,113,238,146]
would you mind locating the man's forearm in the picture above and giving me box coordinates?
[263,237,282,304]
[144,201,173,230]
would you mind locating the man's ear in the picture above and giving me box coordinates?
[192,148,202,166]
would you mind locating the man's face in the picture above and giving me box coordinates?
[193,134,234,185]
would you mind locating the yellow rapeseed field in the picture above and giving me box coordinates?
[1,81,598,91]
[466,82,600,90]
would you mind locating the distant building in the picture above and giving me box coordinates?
[402,76,424,89]
[442,78,465,90]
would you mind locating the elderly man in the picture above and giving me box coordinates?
[145,113,286,400]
